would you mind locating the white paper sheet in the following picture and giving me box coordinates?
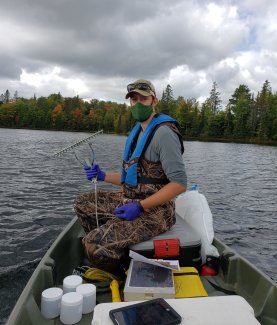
[129,250,180,270]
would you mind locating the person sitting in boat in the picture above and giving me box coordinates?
[74,79,187,274]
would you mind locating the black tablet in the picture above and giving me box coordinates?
[109,298,182,325]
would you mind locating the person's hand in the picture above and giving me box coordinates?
[83,164,106,181]
[114,202,144,221]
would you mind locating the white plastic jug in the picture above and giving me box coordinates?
[41,287,63,319]
[76,283,96,314]
[63,275,82,293]
[60,292,83,325]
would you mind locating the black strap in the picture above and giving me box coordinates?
[174,272,199,276]
[137,176,169,185]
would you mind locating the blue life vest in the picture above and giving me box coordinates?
[121,114,181,187]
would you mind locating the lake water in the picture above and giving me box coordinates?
[0,128,276,324]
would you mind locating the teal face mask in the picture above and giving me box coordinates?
[131,102,153,122]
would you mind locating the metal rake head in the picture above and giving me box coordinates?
[53,130,103,157]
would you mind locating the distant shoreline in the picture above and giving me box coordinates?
[182,135,277,146]
[1,126,277,146]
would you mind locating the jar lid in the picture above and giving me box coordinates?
[76,283,96,296]
[41,287,63,301]
[61,292,83,306]
[63,275,82,288]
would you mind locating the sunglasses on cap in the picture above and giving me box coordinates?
[127,83,154,93]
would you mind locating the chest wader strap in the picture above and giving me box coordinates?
[137,176,169,185]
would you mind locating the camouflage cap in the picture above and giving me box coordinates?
[125,79,156,99]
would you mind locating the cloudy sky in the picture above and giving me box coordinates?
[1,0,277,106]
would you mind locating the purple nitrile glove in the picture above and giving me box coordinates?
[114,202,144,221]
[83,164,106,181]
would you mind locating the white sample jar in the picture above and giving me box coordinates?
[41,287,63,319]
[60,292,83,325]
[63,275,82,293]
[76,283,96,314]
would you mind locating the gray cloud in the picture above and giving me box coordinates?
[0,0,276,104]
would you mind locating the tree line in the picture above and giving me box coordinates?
[0,81,276,143]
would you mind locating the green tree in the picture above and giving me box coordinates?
[224,104,233,136]
[268,92,277,140]
[228,84,252,138]
[14,99,30,127]
[48,92,63,103]
[0,93,4,104]
[103,109,115,133]
[199,101,213,136]
[255,80,272,139]
[246,94,257,137]
[233,97,252,137]
[4,89,10,103]
[0,102,16,126]
[160,84,174,115]
[114,104,125,134]
[121,109,134,134]
[206,111,226,137]
[89,107,105,131]
[229,84,251,107]
[207,82,222,114]
[175,97,200,136]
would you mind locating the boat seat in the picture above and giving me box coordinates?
[129,213,202,268]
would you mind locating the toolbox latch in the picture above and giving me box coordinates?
[154,238,180,258]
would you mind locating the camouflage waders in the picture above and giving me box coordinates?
[74,152,176,271]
